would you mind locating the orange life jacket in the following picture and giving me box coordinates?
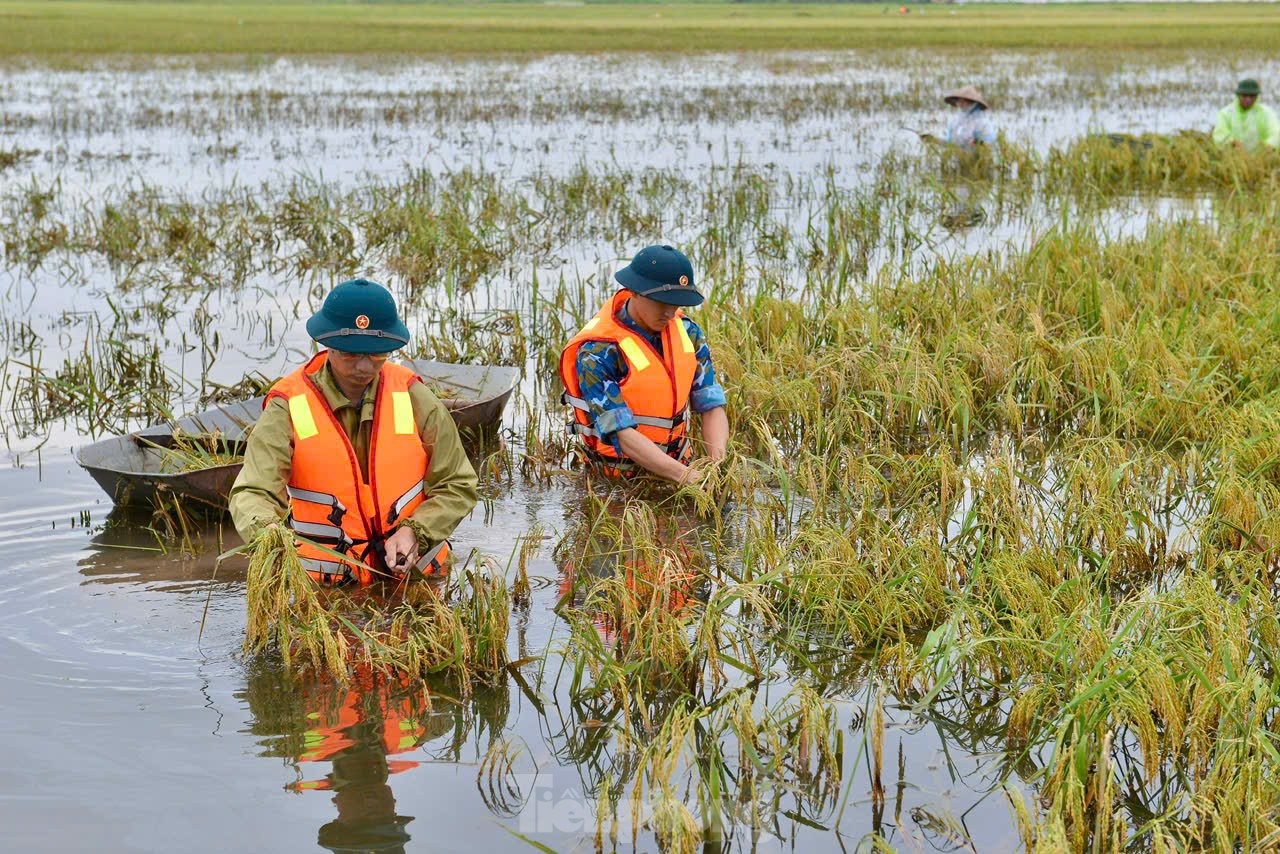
[290,669,433,791]
[558,291,698,477]
[264,352,449,584]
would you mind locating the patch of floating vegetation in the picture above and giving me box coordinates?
[0,146,38,172]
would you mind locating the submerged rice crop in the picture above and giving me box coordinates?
[11,39,1280,852]
[241,526,510,694]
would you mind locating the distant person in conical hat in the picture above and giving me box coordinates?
[941,85,995,152]
[1213,78,1280,152]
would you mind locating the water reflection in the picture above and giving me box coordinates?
[67,496,1031,848]
[76,505,234,591]
[553,493,718,628]
[240,664,441,853]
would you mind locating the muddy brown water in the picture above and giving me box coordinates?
[1,51,1264,851]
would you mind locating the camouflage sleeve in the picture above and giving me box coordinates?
[575,341,636,452]
[683,318,727,414]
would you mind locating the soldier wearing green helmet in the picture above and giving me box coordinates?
[229,279,478,584]
[1213,78,1280,152]
[559,245,729,484]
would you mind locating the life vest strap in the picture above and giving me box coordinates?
[286,485,348,526]
[635,412,686,430]
[300,557,351,584]
[289,517,356,554]
[413,540,449,575]
[563,391,687,432]
[562,391,590,411]
[386,481,425,525]
[581,446,639,473]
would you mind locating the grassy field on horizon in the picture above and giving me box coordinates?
[2,2,1280,58]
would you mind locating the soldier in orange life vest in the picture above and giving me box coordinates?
[229,279,478,584]
[559,245,729,483]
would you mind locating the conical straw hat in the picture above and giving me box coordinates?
[944,85,989,109]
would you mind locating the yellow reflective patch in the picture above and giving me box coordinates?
[392,391,415,435]
[677,320,695,354]
[619,337,650,372]
[398,734,417,750]
[289,395,319,440]
[582,317,600,332]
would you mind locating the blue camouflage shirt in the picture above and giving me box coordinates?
[575,299,727,453]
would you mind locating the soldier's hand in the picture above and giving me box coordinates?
[384,527,420,577]
[677,465,700,487]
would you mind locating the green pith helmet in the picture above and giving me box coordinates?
[613,245,704,307]
[305,279,410,354]
[1237,78,1262,97]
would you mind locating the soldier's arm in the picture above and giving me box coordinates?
[401,382,479,548]
[228,397,294,543]
[684,318,729,460]
[616,428,698,483]
[575,342,637,451]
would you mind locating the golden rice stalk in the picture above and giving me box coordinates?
[243,525,348,675]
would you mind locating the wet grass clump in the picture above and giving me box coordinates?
[143,429,243,473]
[1015,131,1280,198]
[242,527,510,694]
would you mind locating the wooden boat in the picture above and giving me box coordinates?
[75,360,520,509]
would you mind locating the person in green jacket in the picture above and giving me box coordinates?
[229,279,478,581]
[1213,78,1280,152]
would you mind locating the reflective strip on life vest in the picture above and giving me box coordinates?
[386,481,424,525]
[413,540,449,574]
[391,391,415,435]
[618,338,650,372]
[301,558,348,579]
[289,518,355,552]
[676,320,695,355]
[287,485,347,517]
[288,395,319,440]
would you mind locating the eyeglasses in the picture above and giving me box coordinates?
[329,350,390,365]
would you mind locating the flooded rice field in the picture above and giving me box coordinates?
[4,50,1280,852]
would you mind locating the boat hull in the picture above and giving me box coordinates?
[75,360,519,509]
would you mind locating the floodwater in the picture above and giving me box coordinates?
[0,50,1262,851]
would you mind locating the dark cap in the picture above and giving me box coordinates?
[613,245,703,307]
[305,279,411,355]
[1237,78,1262,96]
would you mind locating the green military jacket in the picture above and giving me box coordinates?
[228,361,479,548]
